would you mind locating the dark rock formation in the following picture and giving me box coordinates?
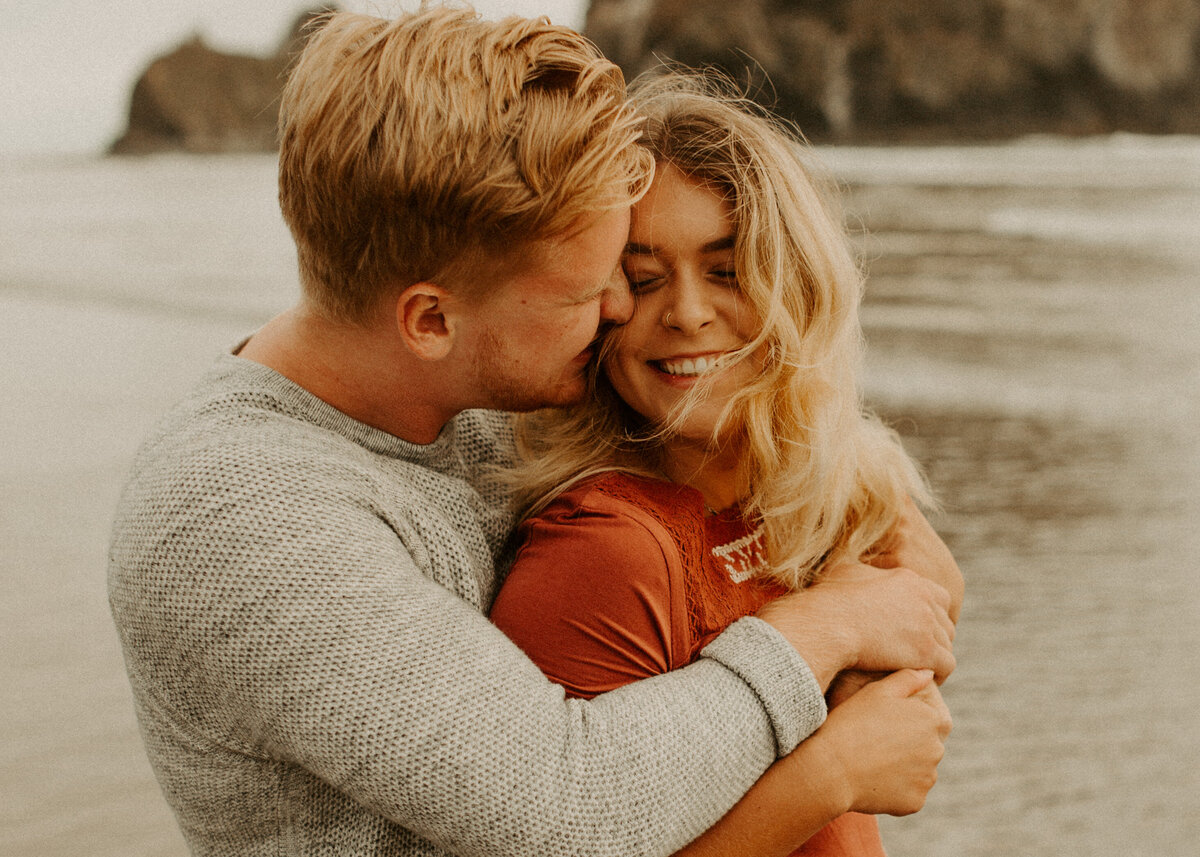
[110,8,329,155]
[585,0,1200,141]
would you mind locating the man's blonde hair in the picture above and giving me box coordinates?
[278,6,653,322]
[512,72,931,590]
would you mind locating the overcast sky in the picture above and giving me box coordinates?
[0,1,588,155]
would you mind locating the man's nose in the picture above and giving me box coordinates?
[600,272,634,325]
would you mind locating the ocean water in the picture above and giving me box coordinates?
[1,138,1197,856]
[828,137,1200,855]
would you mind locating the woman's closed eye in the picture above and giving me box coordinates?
[710,266,738,287]
[624,267,666,294]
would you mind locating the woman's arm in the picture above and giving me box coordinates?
[675,670,952,857]
[492,485,954,857]
[680,501,961,855]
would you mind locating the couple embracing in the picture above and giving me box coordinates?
[109,6,961,856]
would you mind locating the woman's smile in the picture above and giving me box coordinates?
[604,164,761,443]
[651,351,732,379]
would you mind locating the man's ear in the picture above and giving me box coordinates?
[395,282,457,361]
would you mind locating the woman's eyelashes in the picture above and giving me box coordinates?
[623,266,665,294]
[711,267,738,287]
[621,264,739,294]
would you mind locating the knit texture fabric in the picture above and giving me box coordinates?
[108,355,826,857]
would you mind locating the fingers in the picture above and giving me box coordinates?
[826,668,952,817]
[758,565,959,688]
[910,573,957,681]
[875,569,957,681]
[912,680,954,740]
[872,668,935,699]
[929,578,956,642]
[929,643,957,685]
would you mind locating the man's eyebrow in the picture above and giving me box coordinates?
[625,241,655,255]
[571,266,619,304]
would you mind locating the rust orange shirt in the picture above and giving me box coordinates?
[491,472,884,856]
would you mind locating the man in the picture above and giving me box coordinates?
[109,8,957,856]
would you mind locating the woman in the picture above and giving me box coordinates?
[491,73,958,856]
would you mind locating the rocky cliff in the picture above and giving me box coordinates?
[112,2,1200,152]
[109,9,324,155]
[585,0,1200,141]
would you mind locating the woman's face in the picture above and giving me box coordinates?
[604,163,762,447]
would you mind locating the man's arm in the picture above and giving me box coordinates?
[491,487,955,857]
[675,670,952,857]
[866,495,964,623]
[756,496,961,692]
[755,566,956,691]
[112,446,816,857]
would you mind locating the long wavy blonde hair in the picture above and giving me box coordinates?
[510,71,930,589]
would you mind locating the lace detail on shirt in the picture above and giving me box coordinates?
[589,473,783,662]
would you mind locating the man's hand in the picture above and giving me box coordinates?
[868,495,963,623]
[757,565,955,690]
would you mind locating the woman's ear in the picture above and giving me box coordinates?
[395,282,456,361]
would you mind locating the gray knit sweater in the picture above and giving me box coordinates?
[109,355,826,857]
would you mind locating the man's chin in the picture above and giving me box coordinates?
[496,381,588,413]
[545,383,590,410]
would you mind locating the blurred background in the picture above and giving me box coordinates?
[2,2,1198,856]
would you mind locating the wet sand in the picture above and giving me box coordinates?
[1,292,247,856]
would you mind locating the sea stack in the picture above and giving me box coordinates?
[109,8,327,155]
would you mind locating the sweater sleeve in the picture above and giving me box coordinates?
[111,427,823,857]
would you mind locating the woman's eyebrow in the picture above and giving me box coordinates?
[624,235,735,255]
[702,235,736,253]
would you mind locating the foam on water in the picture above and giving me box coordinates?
[817,133,1200,190]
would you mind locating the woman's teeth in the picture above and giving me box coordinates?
[657,355,718,376]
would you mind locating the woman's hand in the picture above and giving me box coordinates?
[825,668,884,709]
[812,668,953,817]
[673,667,951,857]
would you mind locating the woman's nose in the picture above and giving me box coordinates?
[661,276,716,334]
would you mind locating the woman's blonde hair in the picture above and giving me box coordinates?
[278,6,653,323]
[512,71,931,590]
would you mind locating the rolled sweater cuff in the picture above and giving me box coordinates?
[700,616,827,756]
